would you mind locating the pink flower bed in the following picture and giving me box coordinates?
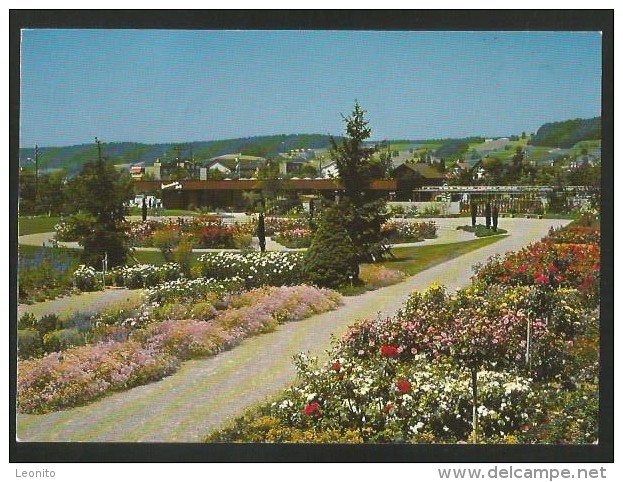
[139,285,342,359]
[17,341,179,414]
[18,285,341,414]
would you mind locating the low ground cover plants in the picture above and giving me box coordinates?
[18,245,81,303]
[17,284,341,414]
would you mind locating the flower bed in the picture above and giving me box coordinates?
[208,280,598,443]
[17,341,180,414]
[263,217,309,236]
[107,263,184,289]
[472,241,600,303]
[207,222,600,443]
[209,352,539,443]
[381,220,437,243]
[546,225,600,245]
[17,284,341,414]
[144,276,243,304]
[195,251,305,288]
[125,216,253,250]
[272,228,313,248]
[135,285,342,360]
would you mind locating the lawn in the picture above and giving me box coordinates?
[18,216,61,236]
[376,235,505,276]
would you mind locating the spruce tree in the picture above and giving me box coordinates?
[304,205,359,288]
[329,101,390,265]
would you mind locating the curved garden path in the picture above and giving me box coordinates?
[16,218,570,443]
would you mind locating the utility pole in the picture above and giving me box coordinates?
[95,137,103,163]
[34,144,39,207]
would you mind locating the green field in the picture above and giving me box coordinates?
[18,216,61,236]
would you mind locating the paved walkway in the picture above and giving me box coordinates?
[16,218,570,443]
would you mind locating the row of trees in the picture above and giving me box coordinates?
[447,146,601,188]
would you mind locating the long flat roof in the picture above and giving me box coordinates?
[135,179,398,192]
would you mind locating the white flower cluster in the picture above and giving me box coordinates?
[271,355,537,441]
[144,276,244,303]
[197,251,305,287]
[72,265,100,291]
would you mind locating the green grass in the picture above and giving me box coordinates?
[456,225,509,237]
[376,236,506,276]
[18,244,79,257]
[18,216,61,235]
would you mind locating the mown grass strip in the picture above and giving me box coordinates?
[18,216,61,235]
[377,235,506,276]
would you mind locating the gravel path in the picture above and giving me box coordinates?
[16,218,570,443]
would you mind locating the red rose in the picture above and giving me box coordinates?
[380,345,399,359]
[303,401,321,417]
[396,380,412,394]
[534,273,549,284]
[331,362,342,372]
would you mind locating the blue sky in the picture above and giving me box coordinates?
[19,30,602,147]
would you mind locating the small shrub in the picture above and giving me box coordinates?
[72,265,101,291]
[518,385,598,444]
[173,237,194,276]
[304,206,360,288]
[54,213,95,242]
[152,228,180,262]
[18,313,37,330]
[18,329,43,359]
[189,301,218,321]
[57,311,96,332]
[43,328,85,352]
[36,313,61,336]
[233,233,253,249]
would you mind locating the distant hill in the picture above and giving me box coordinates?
[19,116,602,175]
[434,137,485,160]
[19,134,340,175]
[529,117,601,148]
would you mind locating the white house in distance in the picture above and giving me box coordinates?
[320,161,339,178]
[207,153,266,178]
